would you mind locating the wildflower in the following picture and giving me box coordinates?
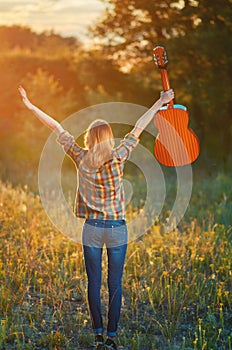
[19,203,27,213]
[37,278,43,284]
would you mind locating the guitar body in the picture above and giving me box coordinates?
[153,46,200,166]
[154,104,200,166]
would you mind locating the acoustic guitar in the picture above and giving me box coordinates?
[153,46,200,166]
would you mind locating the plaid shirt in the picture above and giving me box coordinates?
[57,130,139,220]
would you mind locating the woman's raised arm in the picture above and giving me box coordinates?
[131,89,174,138]
[18,86,64,136]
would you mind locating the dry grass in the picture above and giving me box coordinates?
[0,175,231,349]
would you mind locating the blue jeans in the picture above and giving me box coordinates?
[82,219,128,337]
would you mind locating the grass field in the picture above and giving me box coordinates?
[0,173,231,349]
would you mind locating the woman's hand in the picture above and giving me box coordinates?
[18,85,64,135]
[160,89,175,105]
[18,86,34,110]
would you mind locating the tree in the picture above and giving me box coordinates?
[0,25,81,54]
[91,0,232,167]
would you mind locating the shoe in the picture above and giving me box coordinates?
[104,338,117,349]
[91,334,105,349]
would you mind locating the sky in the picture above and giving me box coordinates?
[0,0,106,43]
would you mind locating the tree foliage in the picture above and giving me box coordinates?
[92,0,232,167]
[0,8,231,189]
[0,25,152,187]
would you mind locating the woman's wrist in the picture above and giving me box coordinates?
[26,101,36,111]
[157,97,164,107]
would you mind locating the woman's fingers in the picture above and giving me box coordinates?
[18,86,26,97]
[167,89,174,97]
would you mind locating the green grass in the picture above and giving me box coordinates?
[0,174,231,349]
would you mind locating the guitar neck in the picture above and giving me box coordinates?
[160,69,174,106]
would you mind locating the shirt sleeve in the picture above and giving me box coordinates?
[114,132,139,161]
[56,130,85,163]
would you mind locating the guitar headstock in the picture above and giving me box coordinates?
[153,46,168,69]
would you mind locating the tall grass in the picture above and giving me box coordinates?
[0,174,231,349]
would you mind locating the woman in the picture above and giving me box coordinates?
[19,86,174,349]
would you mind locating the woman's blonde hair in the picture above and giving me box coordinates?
[83,119,114,169]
